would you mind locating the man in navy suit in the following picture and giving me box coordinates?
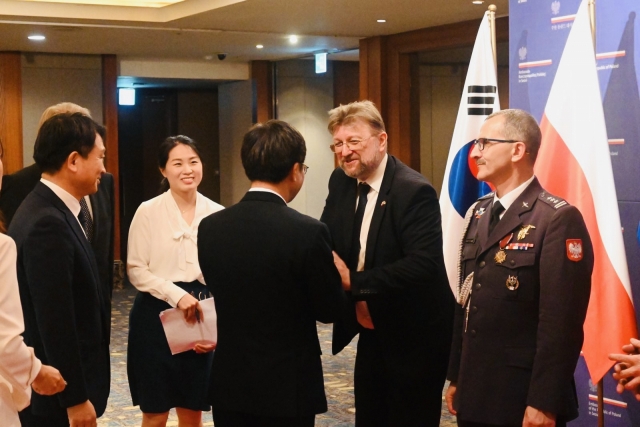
[320,100,455,426]
[9,113,110,427]
[198,120,347,427]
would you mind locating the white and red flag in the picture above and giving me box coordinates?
[440,12,499,297]
[536,0,637,383]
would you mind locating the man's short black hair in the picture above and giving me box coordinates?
[241,120,306,184]
[34,112,106,174]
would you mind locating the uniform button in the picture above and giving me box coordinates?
[479,261,486,268]
[471,330,476,337]
[474,283,481,290]
[472,306,478,313]
[510,259,516,266]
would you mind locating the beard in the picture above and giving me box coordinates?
[340,150,384,180]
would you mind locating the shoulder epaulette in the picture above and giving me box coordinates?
[478,192,494,200]
[538,191,568,209]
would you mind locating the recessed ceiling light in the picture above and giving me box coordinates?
[289,35,298,44]
[204,55,213,60]
[256,44,264,49]
[377,19,386,23]
[28,35,46,41]
[472,0,484,4]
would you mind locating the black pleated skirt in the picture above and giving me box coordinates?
[127,280,213,413]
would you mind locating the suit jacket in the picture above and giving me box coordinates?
[320,155,454,377]
[198,191,347,418]
[446,178,593,425]
[8,183,110,420]
[0,165,115,334]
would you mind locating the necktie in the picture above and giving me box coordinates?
[348,183,375,330]
[348,183,371,270]
[78,197,94,243]
[488,201,505,234]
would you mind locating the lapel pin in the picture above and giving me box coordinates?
[474,207,486,218]
[522,202,529,208]
[381,201,386,207]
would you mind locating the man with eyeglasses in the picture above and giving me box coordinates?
[445,109,593,427]
[320,100,455,426]
[197,120,347,427]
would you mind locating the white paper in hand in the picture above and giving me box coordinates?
[159,297,217,355]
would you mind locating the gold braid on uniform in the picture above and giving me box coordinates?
[457,201,479,307]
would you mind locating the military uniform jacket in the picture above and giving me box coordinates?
[447,178,593,425]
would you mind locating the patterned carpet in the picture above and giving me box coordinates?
[98,285,457,426]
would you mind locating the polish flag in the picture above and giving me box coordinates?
[536,0,637,383]
[440,11,498,297]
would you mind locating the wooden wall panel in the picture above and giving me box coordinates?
[251,60,273,123]
[102,54,121,260]
[360,16,509,169]
[0,52,23,174]
[333,61,360,107]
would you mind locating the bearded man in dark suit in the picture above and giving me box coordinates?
[198,120,347,427]
[9,113,111,427]
[320,100,455,427]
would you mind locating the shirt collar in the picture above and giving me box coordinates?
[40,178,81,218]
[358,153,388,193]
[248,187,287,204]
[493,175,535,212]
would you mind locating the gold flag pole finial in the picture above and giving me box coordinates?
[588,0,596,48]
[488,4,498,76]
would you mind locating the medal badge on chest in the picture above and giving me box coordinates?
[518,224,536,240]
[494,233,513,264]
[506,275,519,290]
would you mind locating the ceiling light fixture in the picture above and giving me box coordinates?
[28,34,46,41]
[256,44,264,49]
[377,19,386,23]
[472,0,484,4]
[289,35,298,44]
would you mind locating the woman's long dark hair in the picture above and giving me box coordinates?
[157,135,202,194]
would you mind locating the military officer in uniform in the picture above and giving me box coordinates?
[445,109,593,427]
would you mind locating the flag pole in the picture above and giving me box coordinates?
[587,1,603,425]
[488,4,497,76]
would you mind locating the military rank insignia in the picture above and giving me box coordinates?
[475,207,486,219]
[566,239,583,261]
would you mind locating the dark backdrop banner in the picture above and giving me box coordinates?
[509,0,640,424]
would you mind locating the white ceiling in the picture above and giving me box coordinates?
[0,0,509,62]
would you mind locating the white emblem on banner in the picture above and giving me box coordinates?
[519,46,527,61]
[551,1,561,15]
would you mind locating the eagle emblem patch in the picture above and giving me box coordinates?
[566,239,583,261]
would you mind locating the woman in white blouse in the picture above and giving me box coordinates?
[0,139,66,426]
[127,135,224,427]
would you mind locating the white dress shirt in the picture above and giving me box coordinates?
[0,234,42,427]
[493,175,535,219]
[356,153,388,271]
[127,191,224,307]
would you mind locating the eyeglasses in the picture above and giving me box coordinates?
[472,138,519,151]
[301,163,309,174]
[329,134,377,153]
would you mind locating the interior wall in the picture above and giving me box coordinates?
[419,64,509,195]
[218,80,253,207]
[275,59,335,219]
[21,53,103,166]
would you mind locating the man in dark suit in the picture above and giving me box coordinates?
[445,109,593,427]
[9,113,110,427]
[198,120,347,427]
[0,102,115,301]
[320,100,455,426]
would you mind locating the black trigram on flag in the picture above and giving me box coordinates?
[467,85,496,116]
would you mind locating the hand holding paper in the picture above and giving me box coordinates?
[160,297,217,355]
